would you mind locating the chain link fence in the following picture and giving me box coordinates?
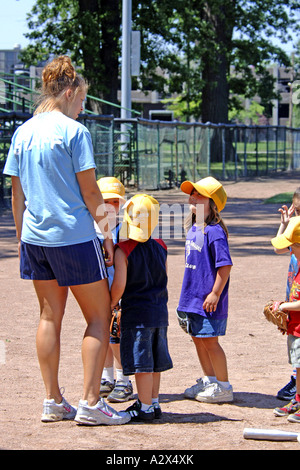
[1,112,300,207]
[133,121,300,189]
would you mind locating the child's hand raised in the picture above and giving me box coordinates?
[278,203,294,226]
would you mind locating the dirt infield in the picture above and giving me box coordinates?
[2,173,300,451]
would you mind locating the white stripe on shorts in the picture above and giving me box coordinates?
[93,238,107,279]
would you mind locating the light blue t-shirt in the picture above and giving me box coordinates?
[3,111,97,246]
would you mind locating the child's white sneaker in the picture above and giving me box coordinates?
[41,397,77,422]
[75,397,131,425]
[184,376,216,399]
[195,382,233,403]
[184,378,207,398]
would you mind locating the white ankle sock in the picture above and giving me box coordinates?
[218,380,231,389]
[204,375,216,384]
[102,367,114,383]
[140,402,153,411]
[116,369,129,384]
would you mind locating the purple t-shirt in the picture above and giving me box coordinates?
[178,223,232,319]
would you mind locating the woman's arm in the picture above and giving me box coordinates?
[11,176,25,255]
[76,168,114,266]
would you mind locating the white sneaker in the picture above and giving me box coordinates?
[184,377,212,399]
[41,397,77,422]
[75,397,131,425]
[195,382,233,403]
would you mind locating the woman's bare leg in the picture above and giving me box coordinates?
[70,279,111,406]
[34,280,68,403]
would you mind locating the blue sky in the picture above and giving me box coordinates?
[0,0,298,52]
[0,0,35,49]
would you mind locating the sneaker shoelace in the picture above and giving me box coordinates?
[114,382,132,391]
[99,397,121,415]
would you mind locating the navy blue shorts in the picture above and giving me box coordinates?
[120,327,173,375]
[20,238,108,286]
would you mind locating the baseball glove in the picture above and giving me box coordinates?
[176,309,189,334]
[110,308,121,338]
[263,300,289,333]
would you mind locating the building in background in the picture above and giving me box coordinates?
[0,46,296,125]
[0,45,43,113]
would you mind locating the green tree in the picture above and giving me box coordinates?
[21,0,299,126]
[21,0,121,115]
[291,40,300,127]
[147,0,299,124]
[228,99,264,124]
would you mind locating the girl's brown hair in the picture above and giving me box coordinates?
[34,56,87,115]
[184,198,229,237]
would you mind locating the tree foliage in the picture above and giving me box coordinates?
[21,0,121,114]
[20,0,300,122]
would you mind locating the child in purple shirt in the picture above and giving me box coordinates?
[177,177,233,403]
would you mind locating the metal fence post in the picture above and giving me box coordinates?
[222,126,226,180]
[157,123,160,188]
[243,127,247,178]
[284,126,286,169]
[136,120,139,189]
[193,124,196,181]
[255,126,259,176]
[234,126,238,180]
[275,127,278,171]
[111,118,115,176]
[175,126,178,185]
[266,126,269,175]
[207,126,211,175]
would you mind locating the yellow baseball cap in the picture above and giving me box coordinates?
[180,176,227,212]
[271,216,300,249]
[119,194,160,243]
[97,176,126,204]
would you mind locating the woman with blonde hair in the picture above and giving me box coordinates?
[4,56,130,425]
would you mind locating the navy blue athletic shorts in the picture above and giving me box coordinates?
[20,238,108,286]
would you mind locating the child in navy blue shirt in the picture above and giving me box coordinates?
[110,194,173,421]
[177,177,233,403]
